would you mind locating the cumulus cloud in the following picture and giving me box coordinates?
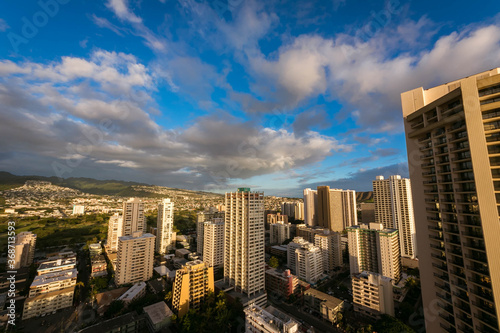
[106,0,142,23]
[0,53,348,190]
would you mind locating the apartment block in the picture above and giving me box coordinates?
[203,218,224,267]
[122,198,145,236]
[224,188,266,307]
[107,213,122,252]
[295,242,323,284]
[270,222,291,245]
[265,268,299,298]
[172,260,214,317]
[347,223,401,283]
[352,271,394,317]
[402,68,500,332]
[37,257,76,276]
[91,255,107,277]
[157,198,174,254]
[360,202,375,224]
[287,237,309,274]
[118,282,147,304]
[317,186,357,232]
[13,231,37,269]
[303,188,318,226]
[245,304,299,333]
[315,232,343,272]
[115,231,155,285]
[373,175,417,259]
[304,288,345,325]
[267,213,288,225]
[196,210,225,255]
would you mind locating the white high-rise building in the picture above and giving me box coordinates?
[287,237,310,274]
[270,222,290,245]
[203,218,224,267]
[347,223,401,283]
[197,210,225,255]
[373,175,417,259]
[115,231,155,285]
[294,202,304,221]
[303,188,318,226]
[107,213,122,252]
[157,199,174,254]
[295,242,323,284]
[314,232,342,272]
[224,188,266,307]
[122,198,145,236]
[352,271,394,317]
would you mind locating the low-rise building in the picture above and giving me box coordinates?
[77,311,146,333]
[37,257,76,276]
[23,287,75,320]
[265,268,299,298]
[303,288,344,325]
[270,245,288,258]
[91,255,108,278]
[143,301,173,332]
[89,243,102,257]
[352,271,394,317]
[245,304,299,333]
[118,282,147,304]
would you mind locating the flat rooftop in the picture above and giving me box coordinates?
[31,269,77,287]
[143,301,173,325]
[38,258,76,272]
[118,282,146,301]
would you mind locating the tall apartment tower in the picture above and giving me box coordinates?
[115,231,155,285]
[197,210,225,255]
[203,218,225,267]
[157,198,174,254]
[13,231,37,269]
[122,198,145,236]
[295,242,323,284]
[315,232,343,272]
[402,68,500,332]
[172,260,214,317]
[270,222,291,245]
[224,188,266,306]
[373,175,417,259]
[107,213,122,252]
[347,223,401,283]
[317,186,358,232]
[303,188,318,226]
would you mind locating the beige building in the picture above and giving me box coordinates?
[317,186,357,232]
[245,304,299,333]
[122,198,145,236]
[270,221,291,245]
[196,210,225,255]
[37,257,76,275]
[295,242,323,284]
[23,265,77,319]
[352,271,394,317]
[315,232,343,272]
[304,288,344,325]
[373,175,417,259]
[172,260,214,317]
[296,225,328,243]
[115,231,155,285]
[360,202,375,224]
[157,198,174,254]
[347,223,401,283]
[203,218,224,267]
[402,68,500,332]
[107,213,122,252]
[287,237,309,274]
[303,188,318,226]
[13,231,37,269]
[267,213,288,225]
[224,188,266,307]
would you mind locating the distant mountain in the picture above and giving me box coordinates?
[356,191,373,202]
[0,171,221,197]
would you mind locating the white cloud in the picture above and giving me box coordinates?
[106,0,142,23]
[0,18,9,32]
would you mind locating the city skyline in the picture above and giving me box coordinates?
[1,1,500,197]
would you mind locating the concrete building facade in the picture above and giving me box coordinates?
[352,271,394,317]
[115,231,155,285]
[203,218,224,267]
[157,198,174,254]
[122,198,145,236]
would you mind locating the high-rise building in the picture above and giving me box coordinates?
[13,231,36,269]
[315,232,343,272]
[244,304,299,333]
[373,175,417,259]
[303,188,318,226]
[196,210,225,255]
[295,202,304,221]
[203,218,224,267]
[281,202,296,218]
[157,199,174,254]
[115,231,155,285]
[122,198,145,236]
[224,188,266,306]
[107,213,122,252]
[360,202,375,224]
[287,237,310,274]
[172,260,214,317]
[295,242,323,284]
[402,68,500,332]
[270,222,291,245]
[317,186,357,232]
[347,223,401,283]
[352,271,394,317]
[267,213,288,225]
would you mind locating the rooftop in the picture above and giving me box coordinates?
[118,282,146,301]
[304,288,344,309]
[143,301,173,325]
[38,258,76,272]
[31,269,77,287]
[77,311,143,333]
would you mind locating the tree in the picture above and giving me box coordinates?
[104,300,124,318]
[269,256,279,268]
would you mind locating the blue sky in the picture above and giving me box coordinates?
[0,0,499,197]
